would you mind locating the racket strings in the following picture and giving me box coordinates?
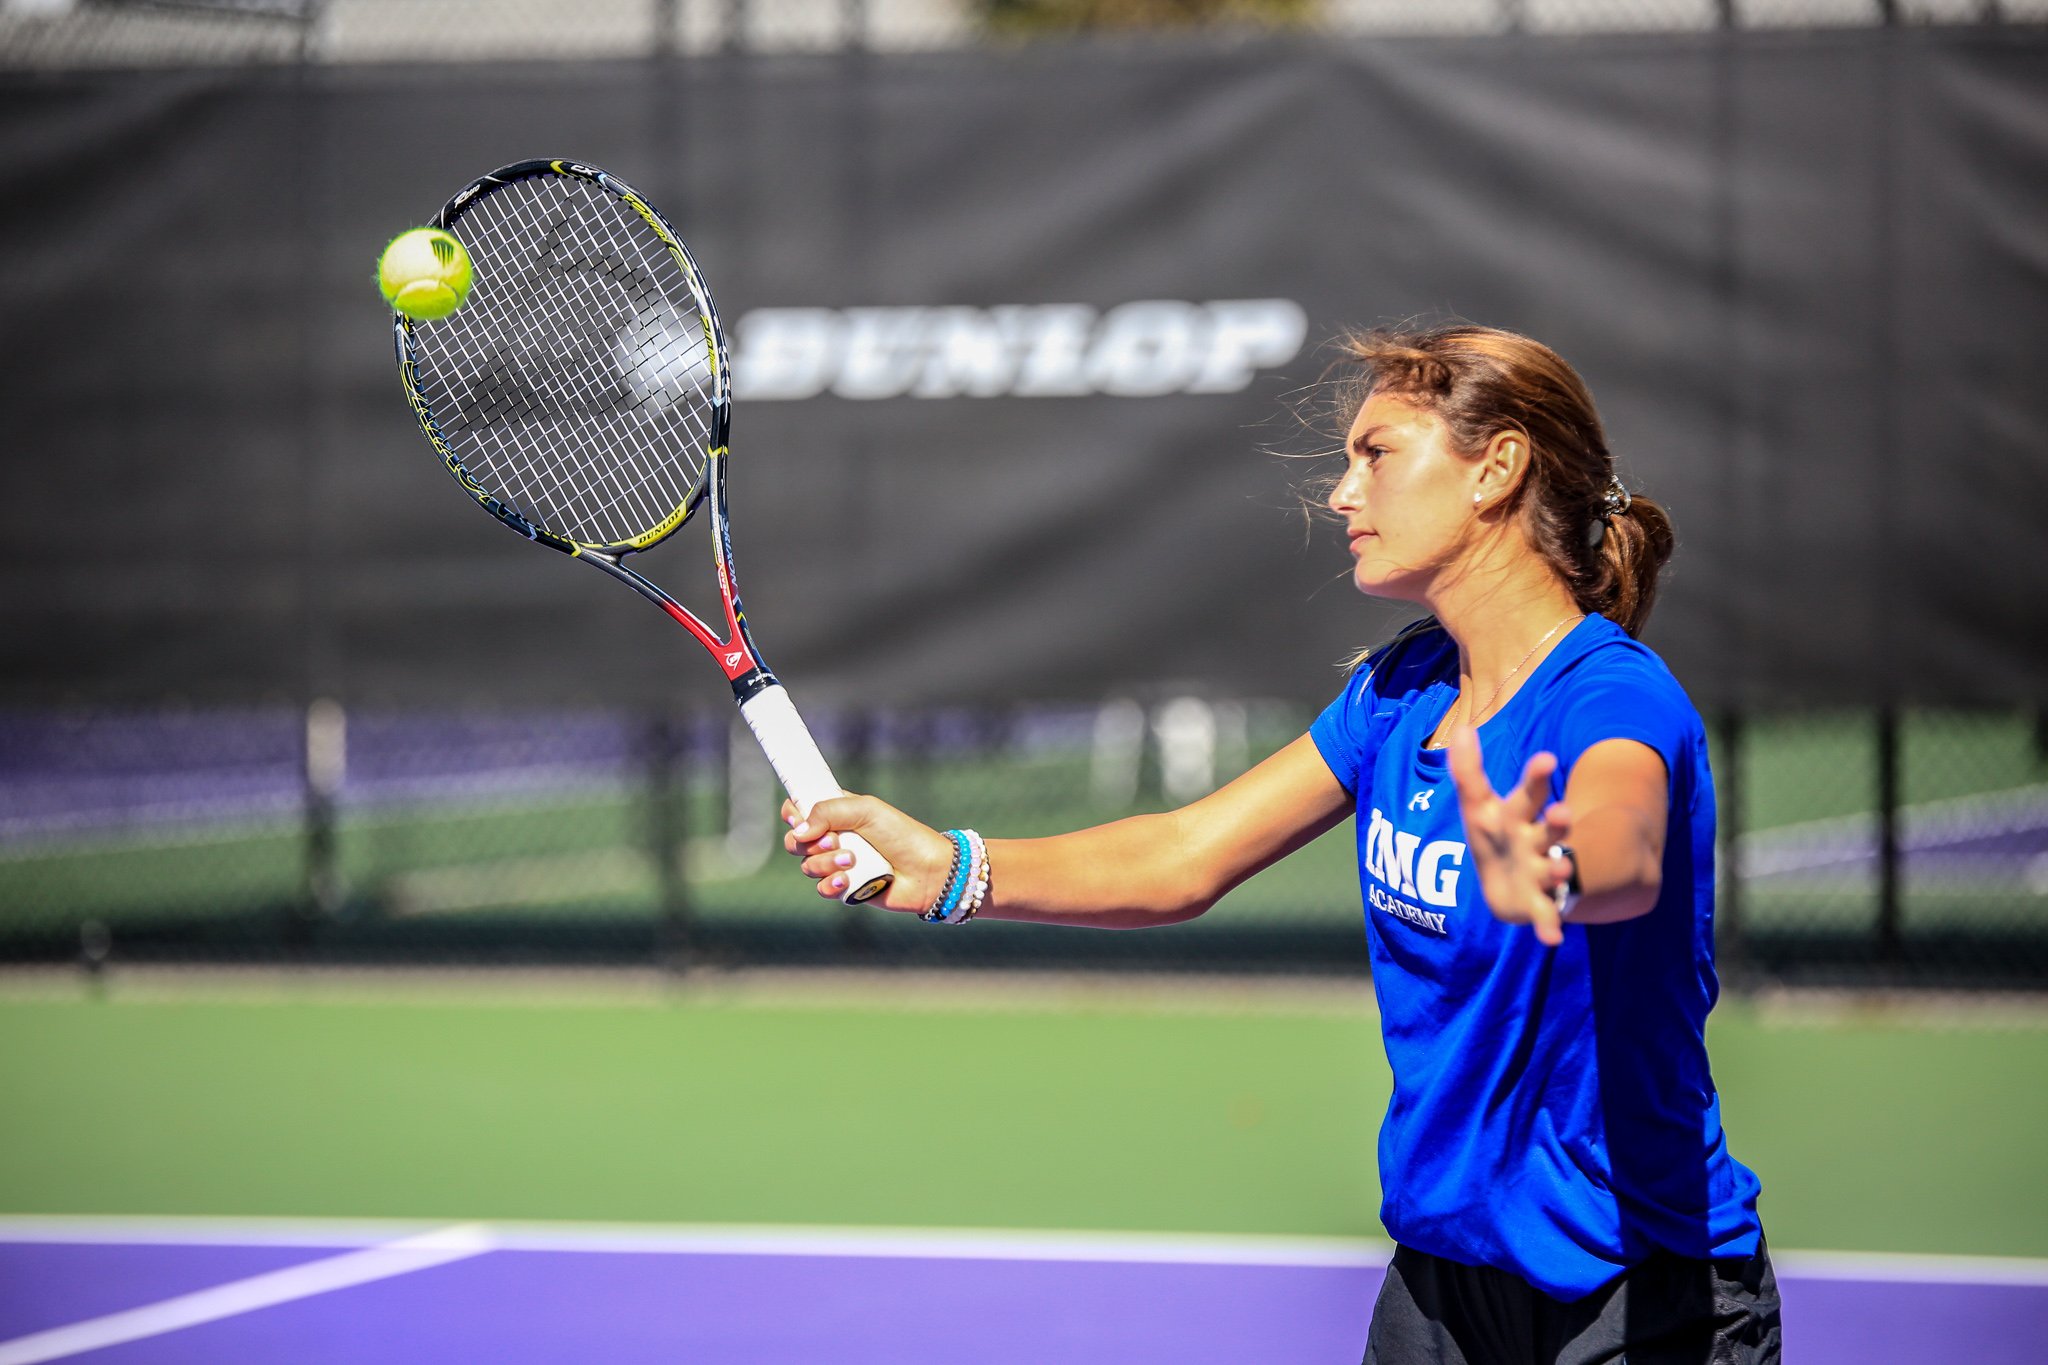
[477,177,706,543]
[480,177,709,540]
[408,172,720,550]
[474,181,689,543]
[440,193,650,534]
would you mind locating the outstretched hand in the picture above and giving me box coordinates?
[782,794,954,914]
[1445,728,1576,947]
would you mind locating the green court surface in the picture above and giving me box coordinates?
[1,982,2044,1259]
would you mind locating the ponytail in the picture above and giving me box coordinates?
[1580,493,1675,638]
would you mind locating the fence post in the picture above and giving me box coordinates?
[79,919,112,996]
[648,709,692,971]
[1875,706,1902,964]
[300,698,346,941]
[293,12,338,954]
[296,0,323,62]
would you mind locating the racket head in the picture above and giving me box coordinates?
[394,159,729,558]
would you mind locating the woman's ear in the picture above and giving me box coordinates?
[1474,430,1529,510]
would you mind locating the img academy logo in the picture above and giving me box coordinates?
[1362,808,1466,937]
[728,300,1307,401]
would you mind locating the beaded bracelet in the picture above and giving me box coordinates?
[921,828,989,925]
[956,830,990,922]
[920,830,971,924]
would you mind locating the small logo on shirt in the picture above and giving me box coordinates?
[1408,789,1433,812]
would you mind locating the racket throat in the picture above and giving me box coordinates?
[728,667,781,706]
[585,550,772,686]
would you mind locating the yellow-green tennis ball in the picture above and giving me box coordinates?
[378,227,474,322]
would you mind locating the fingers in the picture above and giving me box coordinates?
[800,845,862,882]
[1535,805,1574,949]
[1445,727,1492,812]
[784,796,878,895]
[781,794,869,856]
[1450,739,1571,947]
[789,794,868,842]
[782,825,837,856]
[1506,752,1558,823]
[1541,800,1572,846]
[1545,846,1575,891]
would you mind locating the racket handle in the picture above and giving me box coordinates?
[737,684,896,906]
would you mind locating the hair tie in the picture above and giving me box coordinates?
[1602,476,1632,519]
[1585,476,1631,550]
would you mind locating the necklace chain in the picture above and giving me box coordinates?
[1430,612,1583,748]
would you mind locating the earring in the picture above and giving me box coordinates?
[1473,493,1482,506]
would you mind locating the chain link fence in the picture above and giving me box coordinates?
[2,701,2043,983]
[1716,709,2048,986]
[2,0,2041,69]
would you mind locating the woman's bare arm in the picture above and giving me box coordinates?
[1552,737,1668,925]
[786,734,1352,928]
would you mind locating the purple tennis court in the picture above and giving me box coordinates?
[2,1222,2044,1365]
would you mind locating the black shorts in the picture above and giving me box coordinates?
[1363,1239,1782,1365]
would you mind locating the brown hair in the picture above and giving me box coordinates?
[1336,324,1675,637]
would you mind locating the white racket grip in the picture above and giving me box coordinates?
[738,684,895,905]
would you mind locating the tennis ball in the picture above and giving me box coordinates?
[378,227,474,322]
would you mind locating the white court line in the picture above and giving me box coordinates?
[1774,1248,2048,1287]
[4,1217,2048,1285]
[0,1223,494,1365]
[484,1222,1394,1268]
[0,1216,438,1249]
[0,1216,1386,1269]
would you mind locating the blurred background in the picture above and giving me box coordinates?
[1,0,2045,985]
[0,5,2045,1356]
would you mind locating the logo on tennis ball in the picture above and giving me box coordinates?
[378,227,474,322]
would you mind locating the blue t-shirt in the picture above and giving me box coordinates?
[1310,615,1762,1301]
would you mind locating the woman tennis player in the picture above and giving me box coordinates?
[783,324,1780,1363]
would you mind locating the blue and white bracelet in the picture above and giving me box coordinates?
[921,828,989,925]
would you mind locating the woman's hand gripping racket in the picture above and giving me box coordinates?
[391,158,894,905]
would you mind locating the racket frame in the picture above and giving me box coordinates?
[397,158,774,697]
[393,158,893,904]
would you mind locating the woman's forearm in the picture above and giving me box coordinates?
[976,735,1352,929]
[1561,803,1663,926]
[786,735,1348,926]
[981,811,1215,929]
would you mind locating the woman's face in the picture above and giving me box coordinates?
[1328,391,1485,603]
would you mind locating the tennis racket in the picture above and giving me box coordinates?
[391,157,894,905]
